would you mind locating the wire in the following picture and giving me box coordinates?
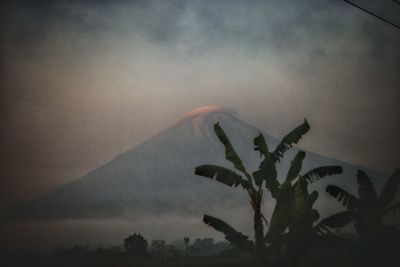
[392,0,400,6]
[343,0,400,30]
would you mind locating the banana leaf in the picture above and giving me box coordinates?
[326,185,357,210]
[203,215,254,253]
[195,165,251,189]
[302,166,343,184]
[271,119,309,163]
[213,122,253,184]
[378,169,400,209]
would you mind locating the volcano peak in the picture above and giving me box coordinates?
[167,105,233,139]
[181,105,227,119]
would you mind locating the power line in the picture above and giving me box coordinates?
[343,0,400,30]
[392,0,400,6]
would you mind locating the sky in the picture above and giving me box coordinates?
[0,0,399,208]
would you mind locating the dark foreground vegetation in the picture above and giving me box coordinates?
[1,251,252,267]
[195,120,400,267]
[1,120,399,267]
[2,229,399,267]
[1,236,253,267]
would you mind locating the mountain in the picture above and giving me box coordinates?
[2,105,388,222]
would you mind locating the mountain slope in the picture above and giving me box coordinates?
[3,105,387,221]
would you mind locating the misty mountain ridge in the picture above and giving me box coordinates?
[2,105,387,222]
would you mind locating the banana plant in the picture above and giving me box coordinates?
[195,119,342,265]
[255,136,343,266]
[316,169,400,239]
[195,121,266,265]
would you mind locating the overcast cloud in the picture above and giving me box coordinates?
[1,0,399,206]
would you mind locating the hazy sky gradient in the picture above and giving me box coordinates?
[1,0,399,206]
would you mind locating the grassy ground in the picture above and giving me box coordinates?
[2,228,399,267]
[117,256,254,267]
[1,252,255,267]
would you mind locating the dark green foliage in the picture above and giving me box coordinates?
[326,185,356,209]
[194,165,250,189]
[350,226,400,267]
[285,177,320,239]
[265,183,294,243]
[253,133,270,157]
[203,215,254,253]
[265,159,343,244]
[124,233,149,257]
[195,119,345,267]
[323,169,400,239]
[262,152,343,266]
[213,122,252,182]
[357,170,378,201]
[307,191,319,207]
[302,166,343,184]
[315,211,353,234]
[285,151,306,183]
[253,134,278,196]
[270,119,310,163]
[378,169,400,209]
[196,122,264,264]
[4,243,254,267]
[381,203,400,216]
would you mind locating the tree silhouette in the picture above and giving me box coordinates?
[123,233,149,258]
[317,169,400,239]
[184,237,190,257]
[195,120,343,266]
